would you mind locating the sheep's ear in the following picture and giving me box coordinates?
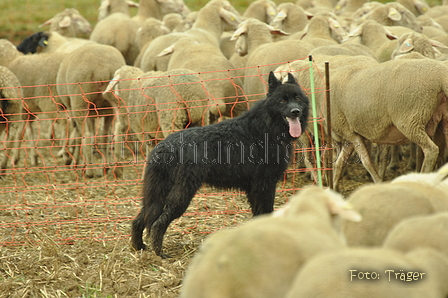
[414,0,429,14]
[399,38,414,53]
[156,45,174,57]
[430,39,448,50]
[126,0,139,8]
[58,16,71,28]
[326,189,362,222]
[266,24,290,36]
[230,22,247,41]
[387,7,402,21]
[272,10,287,23]
[39,18,53,27]
[103,74,121,94]
[219,7,241,28]
[268,71,281,92]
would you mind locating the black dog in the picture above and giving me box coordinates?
[131,71,309,257]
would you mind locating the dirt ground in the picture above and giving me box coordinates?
[0,143,412,298]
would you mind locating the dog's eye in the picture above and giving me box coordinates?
[280,99,287,104]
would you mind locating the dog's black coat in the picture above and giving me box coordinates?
[131,71,310,257]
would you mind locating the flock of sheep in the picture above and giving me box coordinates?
[0,0,447,184]
[1,0,448,295]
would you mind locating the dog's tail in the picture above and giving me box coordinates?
[134,167,170,246]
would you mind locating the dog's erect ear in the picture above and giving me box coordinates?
[268,71,281,93]
[286,72,297,84]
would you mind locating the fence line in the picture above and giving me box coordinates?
[0,58,331,247]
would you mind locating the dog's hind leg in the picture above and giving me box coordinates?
[246,182,276,216]
[150,181,202,258]
[131,211,147,250]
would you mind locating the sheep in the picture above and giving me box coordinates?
[269,3,309,40]
[39,8,92,38]
[391,162,448,190]
[179,186,361,298]
[172,11,198,33]
[242,0,277,24]
[344,20,399,62]
[309,43,378,59]
[158,38,246,121]
[8,53,69,166]
[133,18,170,67]
[396,0,430,17]
[131,0,189,24]
[161,13,183,31]
[233,19,313,103]
[89,12,141,65]
[342,173,448,247]
[0,66,25,172]
[17,31,95,54]
[0,39,23,67]
[97,0,139,21]
[292,15,348,46]
[383,212,448,257]
[138,0,241,72]
[285,247,448,298]
[103,66,210,177]
[363,2,423,33]
[90,0,188,65]
[391,31,448,60]
[329,58,448,190]
[56,43,126,178]
[333,0,370,17]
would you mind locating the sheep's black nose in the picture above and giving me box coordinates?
[291,108,300,115]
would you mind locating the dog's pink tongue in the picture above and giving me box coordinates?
[287,117,302,138]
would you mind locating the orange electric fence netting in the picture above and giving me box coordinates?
[0,58,331,247]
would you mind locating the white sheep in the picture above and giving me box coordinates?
[363,2,423,33]
[0,66,25,172]
[103,66,210,177]
[269,3,309,40]
[383,212,448,257]
[242,0,277,24]
[391,31,448,60]
[56,44,126,178]
[133,18,170,67]
[285,247,448,298]
[97,0,139,21]
[330,58,448,190]
[232,19,313,103]
[391,162,448,191]
[0,39,23,67]
[39,8,92,38]
[344,20,399,62]
[342,175,448,247]
[138,0,241,72]
[180,186,361,298]
[396,0,430,17]
[158,38,246,120]
[90,0,188,65]
[8,52,69,166]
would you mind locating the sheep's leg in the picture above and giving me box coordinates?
[398,125,439,173]
[387,145,401,171]
[377,144,391,180]
[333,142,354,191]
[349,135,382,183]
